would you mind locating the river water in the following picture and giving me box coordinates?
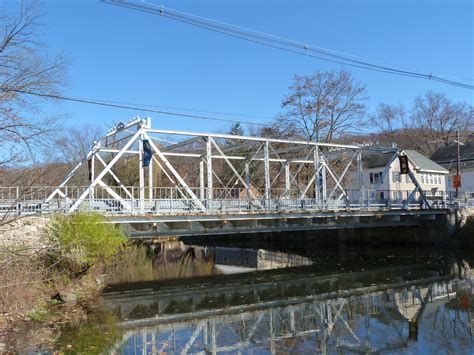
[57,237,474,354]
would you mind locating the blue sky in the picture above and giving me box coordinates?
[4,0,474,134]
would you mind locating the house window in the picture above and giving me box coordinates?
[370,171,385,184]
[429,174,433,185]
[392,172,401,183]
[374,173,380,183]
[437,175,441,184]
[406,175,412,183]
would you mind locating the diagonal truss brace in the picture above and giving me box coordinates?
[68,129,143,212]
[97,180,132,212]
[95,153,133,198]
[144,132,207,212]
[46,144,98,203]
[403,168,431,209]
[210,137,264,209]
[325,151,358,203]
[319,154,350,204]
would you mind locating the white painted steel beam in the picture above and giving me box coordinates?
[199,158,205,201]
[97,180,132,212]
[68,129,142,212]
[99,148,140,154]
[148,155,153,202]
[145,128,397,152]
[284,162,290,197]
[210,137,264,208]
[45,145,97,202]
[325,151,357,202]
[264,140,271,205]
[206,137,213,209]
[144,132,206,212]
[96,153,133,198]
[139,133,145,214]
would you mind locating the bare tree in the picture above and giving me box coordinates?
[281,70,368,143]
[0,0,67,167]
[55,125,100,165]
[0,1,67,225]
[371,92,473,156]
[370,103,408,147]
[408,92,473,156]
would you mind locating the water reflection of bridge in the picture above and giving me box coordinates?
[104,265,473,353]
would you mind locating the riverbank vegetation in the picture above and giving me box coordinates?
[454,214,474,248]
[0,212,127,352]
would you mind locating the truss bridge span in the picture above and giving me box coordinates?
[0,117,456,239]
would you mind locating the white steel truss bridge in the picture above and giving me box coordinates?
[104,265,473,354]
[1,117,447,218]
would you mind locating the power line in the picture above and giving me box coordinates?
[2,88,270,127]
[78,97,273,120]
[2,86,385,137]
[102,0,474,90]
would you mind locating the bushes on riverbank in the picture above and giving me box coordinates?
[0,212,127,350]
[44,212,127,276]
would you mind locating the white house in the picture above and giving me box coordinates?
[432,141,474,200]
[362,149,449,200]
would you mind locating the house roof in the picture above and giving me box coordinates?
[364,153,393,169]
[431,141,474,161]
[431,141,474,172]
[404,150,448,174]
[364,150,448,173]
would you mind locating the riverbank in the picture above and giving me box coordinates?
[452,207,474,247]
[0,265,106,353]
[0,213,127,353]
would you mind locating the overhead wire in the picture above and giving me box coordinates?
[67,97,273,120]
[2,87,270,127]
[1,86,384,137]
[102,0,474,90]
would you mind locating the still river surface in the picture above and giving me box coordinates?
[53,237,474,353]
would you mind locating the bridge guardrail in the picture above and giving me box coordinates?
[0,186,470,216]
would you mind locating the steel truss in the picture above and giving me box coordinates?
[43,116,431,214]
[111,276,471,354]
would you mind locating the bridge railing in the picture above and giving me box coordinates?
[0,185,467,216]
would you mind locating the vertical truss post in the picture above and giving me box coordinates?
[264,140,271,209]
[289,307,296,334]
[245,161,251,199]
[139,132,145,214]
[269,309,276,355]
[320,302,328,355]
[322,163,327,206]
[357,150,364,207]
[148,157,153,202]
[210,318,217,355]
[314,146,320,206]
[90,149,95,199]
[284,162,290,198]
[206,137,213,211]
[200,158,205,201]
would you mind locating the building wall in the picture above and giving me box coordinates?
[362,159,446,196]
[446,169,474,198]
